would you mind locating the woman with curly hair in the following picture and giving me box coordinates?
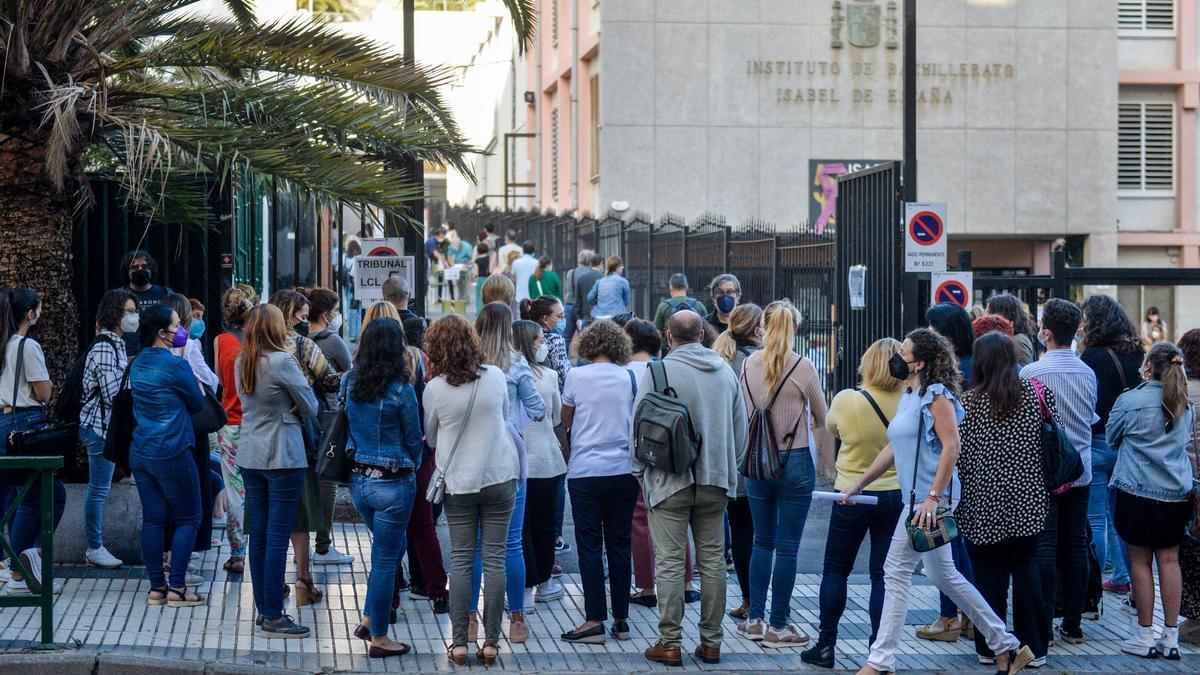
[1078,293,1145,595]
[986,294,1038,367]
[559,320,640,645]
[214,285,257,573]
[844,328,1034,675]
[423,314,519,666]
[1176,329,1200,643]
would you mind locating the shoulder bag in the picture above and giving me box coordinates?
[739,357,804,480]
[315,375,352,485]
[102,359,136,471]
[6,337,84,480]
[1030,377,1083,493]
[426,378,480,504]
[859,388,891,428]
[904,412,959,552]
[1105,347,1130,392]
[191,382,227,435]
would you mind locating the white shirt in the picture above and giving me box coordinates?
[185,339,219,392]
[511,255,539,303]
[562,362,638,479]
[0,334,48,408]
[498,243,522,271]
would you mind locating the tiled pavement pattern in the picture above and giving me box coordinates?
[1,524,1195,673]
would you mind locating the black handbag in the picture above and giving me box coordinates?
[102,361,137,472]
[5,337,81,478]
[191,383,227,435]
[1030,377,1083,493]
[315,407,351,485]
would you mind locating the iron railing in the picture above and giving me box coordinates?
[0,456,64,649]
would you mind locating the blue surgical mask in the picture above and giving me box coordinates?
[715,294,737,314]
[554,318,566,334]
[189,319,205,340]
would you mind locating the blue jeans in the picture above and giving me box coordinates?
[81,427,116,551]
[131,451,201,589]
[243,467,305,620]
[0,409,66,555]
[351,471,417,637]
[939,535,976,618]
[471,480,527,612]
[1088,434,1130,585]
[746,451,815,628]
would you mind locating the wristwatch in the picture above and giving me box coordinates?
[926,491,940,502]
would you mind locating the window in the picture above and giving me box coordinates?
[589,75,600,181]
[551,107,560,200]
[1118,1,1175,34]
[1118,102,1175,193]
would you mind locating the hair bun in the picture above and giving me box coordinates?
[1171,355,1184,365]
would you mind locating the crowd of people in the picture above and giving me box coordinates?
[0,242,1198,673]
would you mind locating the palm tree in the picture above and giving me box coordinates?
[0,0,535,377]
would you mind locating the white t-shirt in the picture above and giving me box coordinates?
[0,334,49,408]
[562,362,637,479]
[498,243,522,271]
[626,360,650,384]
[511,255,539,303]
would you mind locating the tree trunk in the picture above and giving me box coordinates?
[0,131,81,385]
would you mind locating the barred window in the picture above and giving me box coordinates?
[1118,102,1175,192]
[551,107,560,200]
[1118,1,1175,33]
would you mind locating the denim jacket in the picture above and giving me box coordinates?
[342,373,423,472]
[506,352,546,431]
[129,347,206,461]
[1107,381,1196,502]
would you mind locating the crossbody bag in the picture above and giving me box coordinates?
[426,378,480,504]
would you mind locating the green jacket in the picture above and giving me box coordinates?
[653,296,707,334]
[529,269,563,301]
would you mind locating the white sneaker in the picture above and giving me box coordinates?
[2,578,29,596]
[1122,623,1159,658]
[535,578,564,602]
[524,586,536,613]
[312,547,354,565]
[1157,625,1181,660]
[0,559,10,583]
[1029,655,1047,668]
[86,546,123,569]
[737,618,765,641]
[18,549,42,594]
[763,624,811,648]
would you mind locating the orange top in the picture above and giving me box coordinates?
[216,332,244,425]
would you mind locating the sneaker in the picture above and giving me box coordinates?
[524,586,536,612]
[1122,623,1158,658]
[261,614,311,639]
[85,546,123,569]
[737,618,765,641]
[535,578,565,602]
[684,588,701,604]
[1029,655,1047,668]
[725,554,735,572]
[18,549,42,594]
[551,562,563,578]
[977,654,996,665]
[0,559,10,584]
[312,547,354,565]
[2,579,30,596]
[1157,625,1181,660]
[1102,580,1131,594]
[555,538,571,553]
[610,619,630,641]
[1053,624,1084,645]
[763,624,811,648]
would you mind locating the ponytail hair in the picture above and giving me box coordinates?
[1146,342,1189,427]
[0,288,42,367]
[520,295,559,325]
[762,300,800,393]
[712,303,763,365]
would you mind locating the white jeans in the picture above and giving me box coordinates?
[866,512,1019,672]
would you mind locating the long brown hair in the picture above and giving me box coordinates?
[1145,342,1189,427]
[762,300,800,393]
[712,303,762,365]
[238,304,289,394]
[475,302,514,371]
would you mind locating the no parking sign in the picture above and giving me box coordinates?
[904,202,948,272]
[931,272,973,309]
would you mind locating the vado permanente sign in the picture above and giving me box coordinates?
[904,202,947,273]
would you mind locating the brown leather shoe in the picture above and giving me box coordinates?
[644,641,683,667]
[694,642,721,664]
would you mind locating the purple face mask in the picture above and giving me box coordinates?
[169,325,189,348]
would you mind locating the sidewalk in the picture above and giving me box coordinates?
[1,522,1194,673]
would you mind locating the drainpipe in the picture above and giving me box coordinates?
[569,0,579,215]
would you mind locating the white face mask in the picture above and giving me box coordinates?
[535,344,549,362]
[120,313,140,334]
[328,312,344,333]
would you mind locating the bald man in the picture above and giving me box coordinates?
[633,309,748,666]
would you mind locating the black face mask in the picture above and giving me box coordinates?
[294,320,310,338]
[888,353,911,381]
[130,269,152,287]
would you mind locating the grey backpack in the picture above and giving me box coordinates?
[633,361,702,474]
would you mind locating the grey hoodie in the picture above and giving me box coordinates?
[630,342,748,508]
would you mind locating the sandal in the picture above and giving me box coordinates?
[296,577,322,606]
[166,587,206,608]
[476,641,499,667]
[147,586,168,606]
[222,556,245,574]
[448,644,468,667]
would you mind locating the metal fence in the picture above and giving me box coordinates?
[447,206,840,395]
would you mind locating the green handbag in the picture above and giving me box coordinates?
[904,413,959,553]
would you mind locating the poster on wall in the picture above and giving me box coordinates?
[809,159,890,234]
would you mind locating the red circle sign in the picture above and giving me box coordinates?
[908,211,944,247]
[367,246,400,257]
[934,280,970,308]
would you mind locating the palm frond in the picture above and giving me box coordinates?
[499,0,537,54]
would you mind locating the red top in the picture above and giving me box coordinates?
[216,332,244,425]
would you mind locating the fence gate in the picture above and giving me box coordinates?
[833,161,903,393]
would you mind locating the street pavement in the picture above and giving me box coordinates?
[1,486,1195,673]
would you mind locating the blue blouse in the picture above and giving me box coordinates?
[887,383,965,504]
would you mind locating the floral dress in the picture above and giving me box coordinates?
[283,333,340,533]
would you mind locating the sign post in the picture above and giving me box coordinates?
[931,271,973,309]
[904,202,947,273]
[354,255,415,303]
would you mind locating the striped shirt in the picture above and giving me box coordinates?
[1020,348,1100,487]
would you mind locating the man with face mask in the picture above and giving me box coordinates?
[115,250,173,355]
[707,274,742,334]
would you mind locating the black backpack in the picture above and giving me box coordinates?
[633,361,702,474]
[54,334,118,423]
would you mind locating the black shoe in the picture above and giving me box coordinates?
[390,609,398,624]
[684,589,701,604]
[433,596,449,614]
[395,579,412,594]
[261,614,311,639]
[561,623,606,644]
[629,593,657,608]
[800,642,835,669]
[409,585,429,600]
[610,620,630,641]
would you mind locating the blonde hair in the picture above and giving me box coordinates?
[859,337,904,391]
[481,273,515,305]
[762,300,801,393]
[221,284,258,328]
[238,304,289,394]
[362,301,400,335]
[713,303,763,364]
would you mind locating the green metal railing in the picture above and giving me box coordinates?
[0,456,63,649]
